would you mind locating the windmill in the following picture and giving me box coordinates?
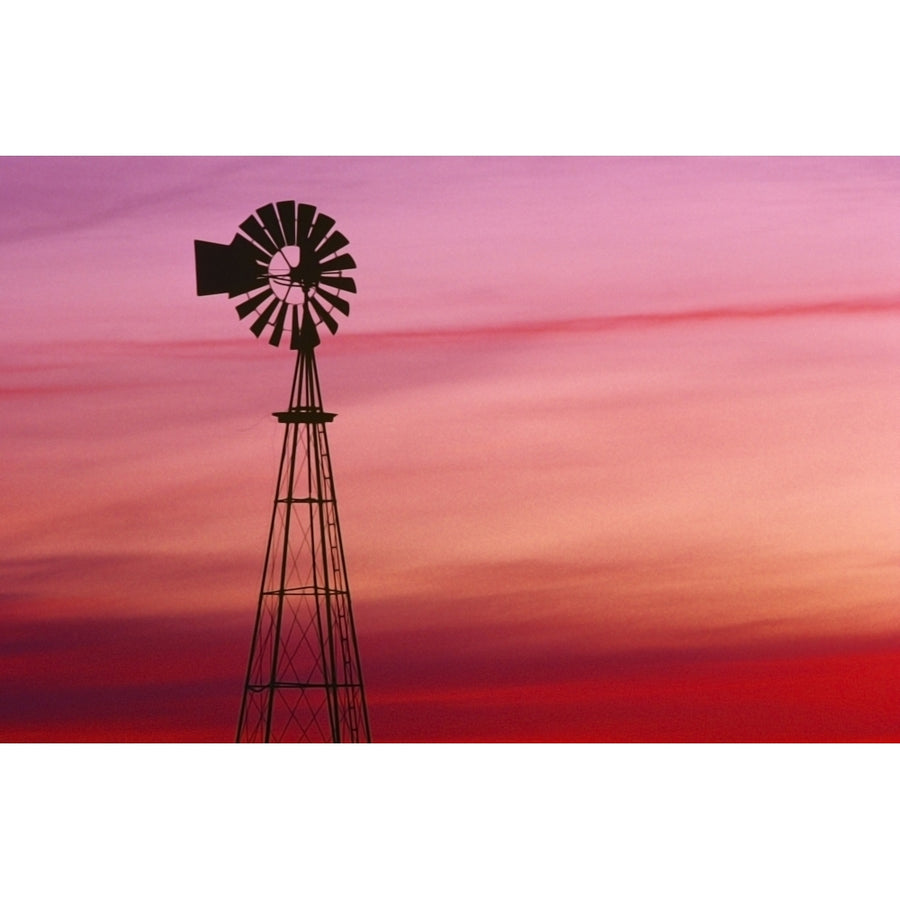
[195,201,371,742]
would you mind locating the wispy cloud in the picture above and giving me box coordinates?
[333,292,900,344]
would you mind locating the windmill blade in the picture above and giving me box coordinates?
[268,301,289,346]
[249,296,281,337]
[239,214,278,256]
[290,304,303,350]
[235,287,274,320]
[295,204,316,244]
[315,230,349,262]
[237,232,270,263]
[315,286,350,316]
[307,212,336,251]
[276,200,296,245]
[309,294,339,334]
[256,203,286,249]
[319,274,357,294]
[318,253,356,274]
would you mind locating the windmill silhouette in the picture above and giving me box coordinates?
[195,202,370,742]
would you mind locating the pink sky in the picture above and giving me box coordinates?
[1,157,898,741]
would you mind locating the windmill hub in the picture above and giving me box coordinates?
[287,259,320,293]
[267,246,322,301]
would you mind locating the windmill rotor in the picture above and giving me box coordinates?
[195,201,356,349]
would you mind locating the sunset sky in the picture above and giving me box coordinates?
[2,156,898,742]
